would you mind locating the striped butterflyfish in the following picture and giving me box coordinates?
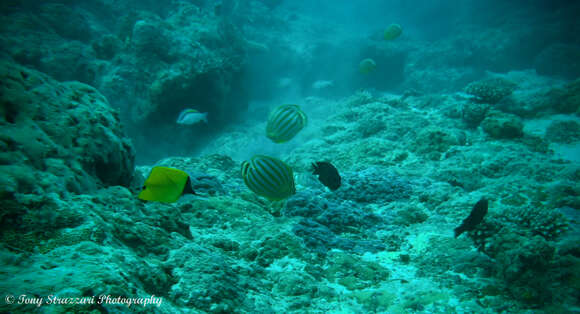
[241,155,296,201]
[266,104,307,143]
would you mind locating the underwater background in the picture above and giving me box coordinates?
[1,0,579,313]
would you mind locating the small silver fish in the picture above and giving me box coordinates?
[312,80,334,90]
[176,108,208,125]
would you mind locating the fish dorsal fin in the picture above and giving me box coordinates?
[177,108,199,123]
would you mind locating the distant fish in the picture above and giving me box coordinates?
[454,198,488,237]
[312,161,341,191]
[176,108,208,125]
[266,104,308,143]
[384,23,403,40]
[241,155,296,201]
[359,58,377,74]
[277,77,293,88]
[312,80,334,90]
[138,166,196,203]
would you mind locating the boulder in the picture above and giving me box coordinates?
[0,62,135,199]
[481,111,524,139]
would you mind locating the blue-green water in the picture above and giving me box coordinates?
[0,1,579,313]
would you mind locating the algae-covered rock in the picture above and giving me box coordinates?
[92,35,122,60]
[0,62,135,198]
[132,19,172,61]
[481,111,524,139]
[352,289,396,312]
[38,3,93,42]
[545,120,580,144]
[356,118,386,137]
[254,232,305,267]
[547,78,580,114]
[546,180,580,210]
[166,243,244,312]
[269,266,318,297]
[413,127,459,160]
[324,251,389,290]
[393,204,429,226]
[462,102,490,127]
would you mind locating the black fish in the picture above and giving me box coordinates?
[454,198,488,237]
[312,161,341,191]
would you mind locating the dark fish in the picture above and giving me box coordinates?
[454,198,488,237]
[312,161,341,191]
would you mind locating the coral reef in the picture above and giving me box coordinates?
[1,81,578,312]
[466,205,570,305]
[0,1,579,313]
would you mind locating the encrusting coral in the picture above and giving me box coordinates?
[465,77,517,104]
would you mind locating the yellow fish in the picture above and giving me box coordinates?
[384,23,402,40]
[138,166,196,203]
[359,58,377,74]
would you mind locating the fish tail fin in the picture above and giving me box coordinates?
[182,177,197,195]
[311,162,318,174]
[454,225,464,238]
[176,115,184,124]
